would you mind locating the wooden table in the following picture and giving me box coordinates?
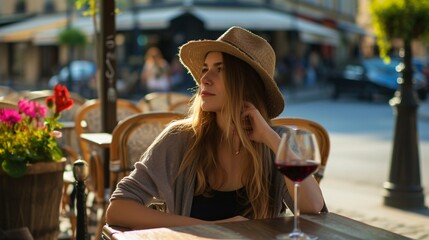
[80,133,112,149]
[101,213,410,240]
[80,132,113,190]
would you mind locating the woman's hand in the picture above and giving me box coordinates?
[241,102,280,152]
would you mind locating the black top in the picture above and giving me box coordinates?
[190,188,248,221]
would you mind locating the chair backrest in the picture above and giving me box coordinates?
[0,100,18,110]
[0,86,19,101]
[271,117,330,183]
[109,112,185,191]
[168,99,191,114]
[74,98,142,162]
[139,91,192,112]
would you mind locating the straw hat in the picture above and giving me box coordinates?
[179,26,285,118]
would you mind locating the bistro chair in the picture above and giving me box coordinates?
[0,100,18,110]
[90,112,184,238]
[73,98,141,239]
[0,86,19,101]
[168,99,192,114]
[109,112,185,193]
[138,91,192,112]
[74,99,141,164]
[271,117,330,183]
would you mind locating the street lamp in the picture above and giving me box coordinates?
[383,39,425,208]
[370,0,428,209]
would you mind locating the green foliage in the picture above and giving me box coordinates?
[370,0,429,61]
[75,0,98,17]
[75,0,122,17]
[0,85,73,178]
[58,27,87,46]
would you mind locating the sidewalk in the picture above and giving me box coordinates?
[322,178,429,240]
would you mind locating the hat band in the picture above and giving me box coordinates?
[221,39,258,64]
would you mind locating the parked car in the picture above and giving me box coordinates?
[331,58,428,101]
[49,60,97,98]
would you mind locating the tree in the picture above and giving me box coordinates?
[57,0,87,91]
[370,0,429,209]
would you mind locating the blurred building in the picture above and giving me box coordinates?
[0,0,364,89]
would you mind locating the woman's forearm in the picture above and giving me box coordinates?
[285,176,325,214]
[106,199,206,230]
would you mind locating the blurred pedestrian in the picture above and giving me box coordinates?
[140,47,170,92]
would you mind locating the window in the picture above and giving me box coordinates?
[44,0,55,13]
[15,0,26,13]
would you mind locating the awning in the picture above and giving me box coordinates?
[3,7,339,46]
[0,13,32,27]
[190,7,340,45]
[0,14,67,42]
[33,8,185,45]
[301,32,339,46]
[33,16,94,45]
[337,21,368,35]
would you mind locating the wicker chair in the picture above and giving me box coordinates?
[138,91,192,112]
[0,100,18,110]
[109,112,185,193]
[0,86,19,101]
[74,98,141,239]
[271,117,330,183]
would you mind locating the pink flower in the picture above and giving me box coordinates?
[50,130,63,139]
[0,109,22,123]
[18,99,47,119]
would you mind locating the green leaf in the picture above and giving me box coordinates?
[2,159,26,178]
[370,0,429,61]
[57,27,87,46]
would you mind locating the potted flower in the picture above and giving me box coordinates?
[0,84,74,240]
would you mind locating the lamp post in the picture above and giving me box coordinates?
[370,0,428,209]
[382,37,425,209]
[100,0,117,188]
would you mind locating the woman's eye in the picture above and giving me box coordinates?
[201,68,208,74]
[217,67,222,73]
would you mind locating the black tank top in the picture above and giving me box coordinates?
[190,188,248,221]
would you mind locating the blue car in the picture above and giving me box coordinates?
[331,58,428,101]
[49,60,97,98]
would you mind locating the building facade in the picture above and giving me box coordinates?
[0,0,362,92]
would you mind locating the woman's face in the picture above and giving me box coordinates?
[199,52,226,113]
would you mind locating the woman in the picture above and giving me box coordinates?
[106,26,325,229]
[140,47,170,92]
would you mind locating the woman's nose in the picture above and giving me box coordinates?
[201,72,212,86]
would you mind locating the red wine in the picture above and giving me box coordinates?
[276,160,319,182]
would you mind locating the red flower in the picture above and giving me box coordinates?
[46,84,74,114]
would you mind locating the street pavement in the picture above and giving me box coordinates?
[281,85,429,240]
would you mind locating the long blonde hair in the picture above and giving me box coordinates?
[174,53,275,219]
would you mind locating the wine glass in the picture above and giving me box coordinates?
[275,128,321,240]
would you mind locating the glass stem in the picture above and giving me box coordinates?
[293,182,300,233]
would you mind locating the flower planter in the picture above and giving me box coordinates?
[0,160,66,240]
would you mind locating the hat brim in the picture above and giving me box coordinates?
[179,40,284,118]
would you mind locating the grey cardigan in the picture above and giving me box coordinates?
[110,125,293,217]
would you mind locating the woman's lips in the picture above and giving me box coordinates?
[201,91,214,97]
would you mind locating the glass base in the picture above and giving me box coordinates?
[276,230,318,240]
